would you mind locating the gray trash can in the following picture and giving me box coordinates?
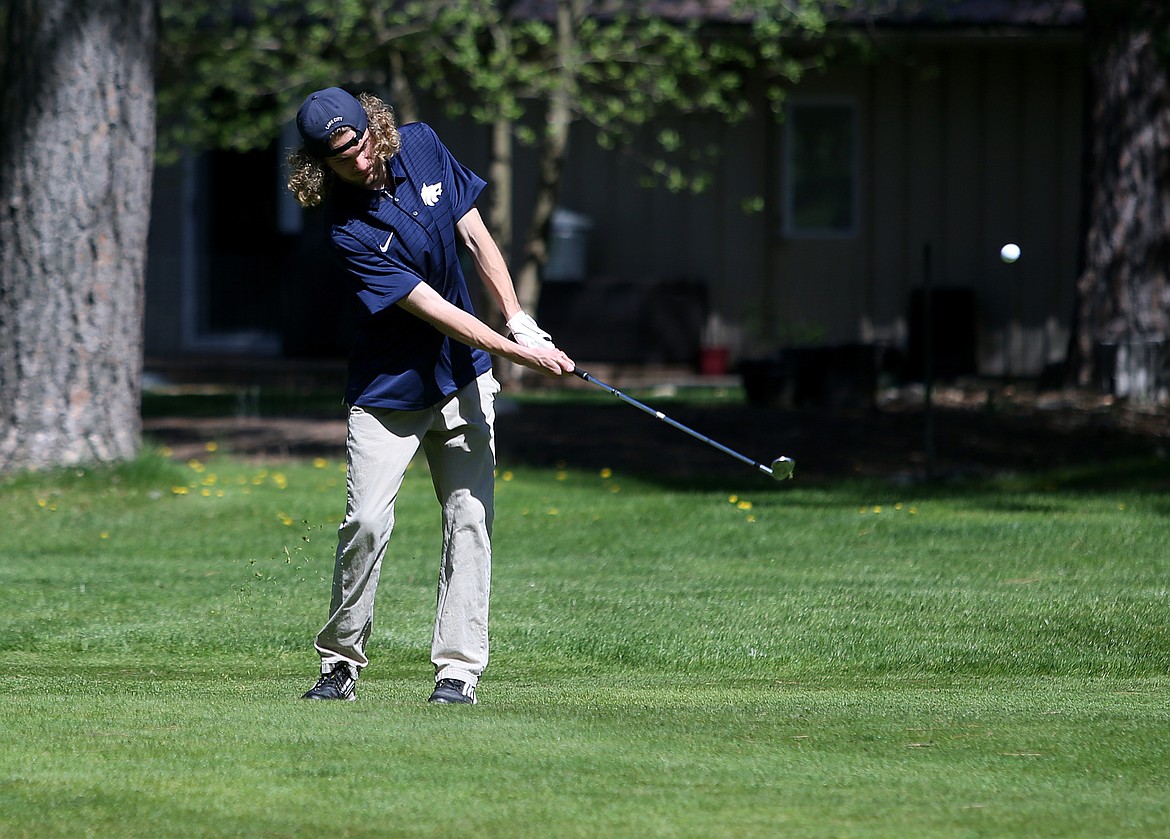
[544,207,593,282]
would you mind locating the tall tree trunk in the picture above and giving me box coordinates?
[0,0,156,472]
[486,116,514,332]
[484,6,514,332]
[388,47,420,124]
[514,0,581,315]
[1069,1,1170,401]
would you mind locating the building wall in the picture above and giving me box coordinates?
[144,160,187,357]
[763,36,1084,376]
[510,33,1084,375]
[143,32,1085,379]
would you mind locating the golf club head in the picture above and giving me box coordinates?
[769,457,795,481]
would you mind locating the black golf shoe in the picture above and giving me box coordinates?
[302,664,358,701]
[428,678,477,705]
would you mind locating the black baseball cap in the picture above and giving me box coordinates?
[296,87,369,158]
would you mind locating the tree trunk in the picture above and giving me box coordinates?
[1069,1,1170,401]
[485,116,514,332]
[513,123,569,315]
[485,10,514,291]
[514,0,581,315]
[388,48,420,124]
[0,0,156,473]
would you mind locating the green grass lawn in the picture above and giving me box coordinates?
[0,449,1167,837]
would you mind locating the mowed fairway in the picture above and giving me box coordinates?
[0,451,1167,837]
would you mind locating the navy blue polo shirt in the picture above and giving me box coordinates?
[326,122,492,410]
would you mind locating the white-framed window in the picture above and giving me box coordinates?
[783,99,859,237]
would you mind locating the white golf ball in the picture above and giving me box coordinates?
[1000,243,1021,263]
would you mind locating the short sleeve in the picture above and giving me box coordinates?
[419,124,486,221]
[331,230,422,315]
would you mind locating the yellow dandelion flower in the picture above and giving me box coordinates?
[910,507,918,515]
[160,446,173,458]
[99,532,110,540]
[556,470,568,481]
[872,506,882,514]
[737,500,753,511]
[895,502,904,511]
[171,486,189,495]
[600,468,613,479]
[36,498,48,508]
[202,474,217,486]
[729,495,739,504]
[548,508,560,516]
[746,515,756,523]
[187,459,205,473]
[204,441,219,453]
[502,471,514,482]
[200,488,212,497]
[278,513,294,526]
[313,458,328,469]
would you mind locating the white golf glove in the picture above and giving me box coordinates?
[506,311,556,349]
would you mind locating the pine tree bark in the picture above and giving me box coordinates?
[1070,1,1170,400]
[0,0,156,472]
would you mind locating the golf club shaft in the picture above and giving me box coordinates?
[573,368,776,477]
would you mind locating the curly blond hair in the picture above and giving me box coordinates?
[286,92,402,208]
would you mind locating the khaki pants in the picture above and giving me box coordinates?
[313,372,499,687]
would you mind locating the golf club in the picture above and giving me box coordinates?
[573,368,795,481]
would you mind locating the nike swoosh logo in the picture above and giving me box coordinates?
[379,232,394,252]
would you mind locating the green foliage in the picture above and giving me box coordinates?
[0,454,1168,835]
[157,0,850,187]
[157,0,440,160]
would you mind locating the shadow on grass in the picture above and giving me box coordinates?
[137,387,1169,495]
[494,399,1169,492]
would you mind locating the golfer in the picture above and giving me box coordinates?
[287,87,574,704]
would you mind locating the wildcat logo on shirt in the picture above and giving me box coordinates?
[420,182,443,207]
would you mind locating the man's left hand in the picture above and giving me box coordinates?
[506,311,556,349]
